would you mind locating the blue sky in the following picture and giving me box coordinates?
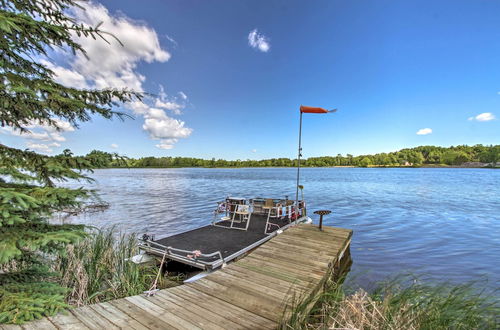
[2,0,499,159]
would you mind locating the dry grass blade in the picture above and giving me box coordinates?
[283,276,498,329]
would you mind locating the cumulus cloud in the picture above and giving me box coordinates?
[69,3,170,91]
[143,117,192,140]
[248,29,270,52]
[21,1,192,151]
[1,127,49,140]
[1,119,75,153]
[154,99,183,113]
[40,60,88,89]
[468,112,495,122]
[27,119,74,143]
[153,86,185,115]
[110,143,118,148]
[26,142,61,153]
[155,138,178,150]
[416,128,432,135]
[251,149,257,153]
[27,142,54,153]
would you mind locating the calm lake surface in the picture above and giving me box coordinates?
[63,168,500,290]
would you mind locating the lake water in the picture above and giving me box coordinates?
[63,167,500,290]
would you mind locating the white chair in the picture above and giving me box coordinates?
[231,204,252,230]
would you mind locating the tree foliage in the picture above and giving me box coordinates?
[0,0,138,324]
[92,144,500,168]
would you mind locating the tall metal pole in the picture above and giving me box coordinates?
[295,111,303,207]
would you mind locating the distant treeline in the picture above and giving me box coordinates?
[86,144,500,168]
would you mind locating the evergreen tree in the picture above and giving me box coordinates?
[0,0,138,324]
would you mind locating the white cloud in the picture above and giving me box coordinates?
[416,128,432,135]
[1,119,74,153]
[4,3,193,152]
[40,60,88,89]
[248,29,270,52]
[22,118,75,133]
[153,85,186,115]
[69,3,170,91]
[468,112,495,122]
[1,127,49,140]
[143,117,192,140]
[251,149,257,153]
[146,108,169,120]
[128,100,150,115]
[29,2,192,150]
[51,119,75,132]
[110,143,118,148]
[165,34,178,47]
[49,133,66,142]
[155,138,178,150]
[27,142,54,153]
[26,119,74,142]
[154,99,183,114]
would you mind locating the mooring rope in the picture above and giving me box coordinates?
[144,247,168,296]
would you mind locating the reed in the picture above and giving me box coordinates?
[282,276,499,329]
[54,231,499,328]
[55,227,171,306]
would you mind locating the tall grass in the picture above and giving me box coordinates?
[54,230,499,329]
[283,277,499,329]
[55,228,169,306]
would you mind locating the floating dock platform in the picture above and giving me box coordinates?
[14,224,352,330]
[140,214,296,269]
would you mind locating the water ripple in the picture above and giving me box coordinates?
[61,168,500,290]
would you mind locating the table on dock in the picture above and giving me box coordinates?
[9,224,352,330]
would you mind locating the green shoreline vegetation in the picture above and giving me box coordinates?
[88,144,500,168]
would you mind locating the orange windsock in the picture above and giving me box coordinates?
[300,105,336,113]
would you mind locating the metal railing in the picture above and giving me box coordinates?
[212,200,252,231]
[139,214,309,270]
[264,201,305,235]
[212,198,306,234]
[138,239,225,270]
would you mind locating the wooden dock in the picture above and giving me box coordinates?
[8,224,352,330]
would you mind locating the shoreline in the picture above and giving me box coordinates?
[95,164,500,169]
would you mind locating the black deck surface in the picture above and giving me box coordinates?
[154,214,290,261]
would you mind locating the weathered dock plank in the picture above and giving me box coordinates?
[48,311,90,329]
[1,325,22,330]
[167,286,275,329]
[109,298,177,330]
[20,317,57,330]
[70,306,120,330]
[89,302,149,330]
[18,224,352,329]
[151,290,236,330]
